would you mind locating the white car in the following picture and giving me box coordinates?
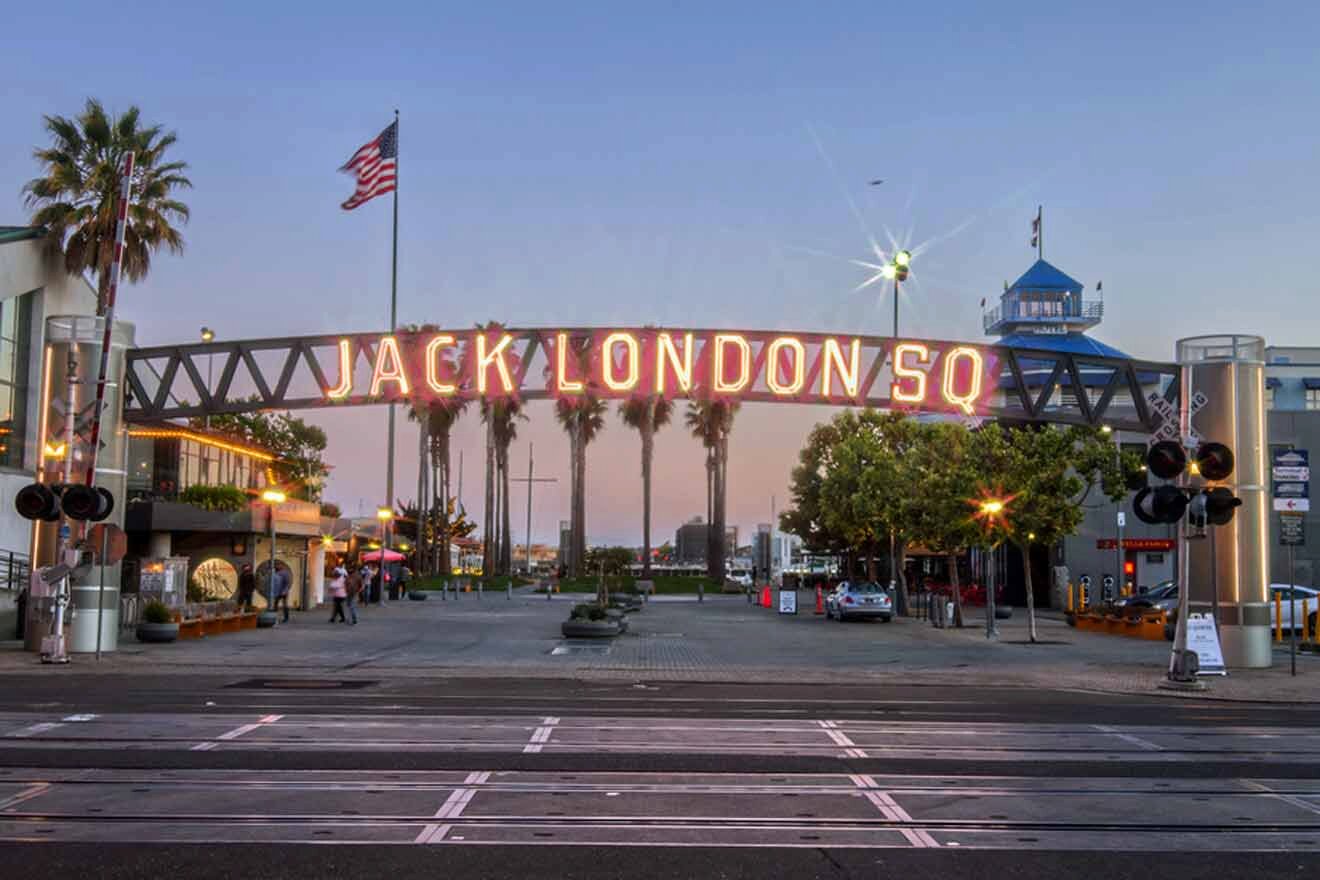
[728,570,753,588]
[1269,584,1319,633]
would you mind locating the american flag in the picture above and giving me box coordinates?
[339,121,397,210]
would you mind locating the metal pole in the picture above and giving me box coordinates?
[526,443,534,576]
[383,110,400,583]
[1114,432,1123,596]
[985,546,998,639]
[892,276,899,338]
[269,503,277,619]
[1210,524,1220,627]
[95,527,108,661]
[1290,545,1297,677]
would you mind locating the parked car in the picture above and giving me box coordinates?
[826,581,893,622]
[823,581,850,618]
[1115,580,1176,611]
[1269,584,1320,633]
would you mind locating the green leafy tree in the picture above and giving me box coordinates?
[907,421,978,626]
[968,423,1133,641]
[23,99,191,314]
[194,407,329,500]
[619,395,674,579]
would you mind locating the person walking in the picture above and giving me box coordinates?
[344,566,361,625]
[328,566,348,623]
[271,564,291,623]
[237,564,256,610]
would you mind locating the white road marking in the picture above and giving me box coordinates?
[1092,724,1164,751]
[418,771,491,843]
[1241,779,1320,817]
[61,714,98,723]
[523,716,560,754]
[191,714,286,751]
[0,782,51,811]
[818,720,868,758]
[5,722,63,738]
[853,774,940,848]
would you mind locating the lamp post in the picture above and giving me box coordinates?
[200,327,215,480]
[880,250,912,338]
[977,496,1007,639]
[261,488,286,621]
[376,506,393,602]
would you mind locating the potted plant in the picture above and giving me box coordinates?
[561,602,621,639]
[136,601,180,643]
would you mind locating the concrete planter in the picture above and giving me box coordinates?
[561,619,620,639]
[604,608,629,633]
[994,606,1014,620]
[256,611,279,628]
[407,591,428,601]
[135,622,179,644]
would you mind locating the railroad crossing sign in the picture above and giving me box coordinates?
[1147,390,1207,447]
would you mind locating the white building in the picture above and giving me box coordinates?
[0,226,103,635]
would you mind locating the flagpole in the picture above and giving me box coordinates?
[1037,205,1043,261]
[384,108,399,560]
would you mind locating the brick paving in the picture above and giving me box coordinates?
[2,594,1317,702]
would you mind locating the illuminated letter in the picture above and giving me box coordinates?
[941,346,984,415]
[556,332,584,394]
[766,337,805,396]
[477,332,516,395]
[656,332,694,395]
[369,336,410,397]
[602,332,640,392]
[425,334,457,395]
[820,338,861,399]
[891,342,930,406]
[326,338,353,399]
[712,334,751,395]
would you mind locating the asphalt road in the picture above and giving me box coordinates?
[1,673,1318,878]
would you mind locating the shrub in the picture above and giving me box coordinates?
[569,602,608,622]
[179,484,248,512]
[142,601,172,624]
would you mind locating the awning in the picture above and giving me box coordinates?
[1266,377,1282,389]
[1304,378,1320,390]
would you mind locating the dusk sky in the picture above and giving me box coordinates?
[4,2,1319,546]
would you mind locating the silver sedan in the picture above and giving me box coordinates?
[827,582,893,622]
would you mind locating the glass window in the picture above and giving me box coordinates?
[1307,389,1320,411]
[1266,388,1275,410]
[0,292,32,470]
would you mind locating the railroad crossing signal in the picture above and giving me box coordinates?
[1133,439,1241,526]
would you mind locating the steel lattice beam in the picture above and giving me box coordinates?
[122,327,1180,433]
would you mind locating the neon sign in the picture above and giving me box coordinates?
[322,327,995,416]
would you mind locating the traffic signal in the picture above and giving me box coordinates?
[14,483,61,521]
[12,482,114,522]
[1203,487,1242,526]
[1195,442,1234,481]
[1146,441,1187,480]
[1133,485,1189,525]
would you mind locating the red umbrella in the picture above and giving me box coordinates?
[360,548,406,562]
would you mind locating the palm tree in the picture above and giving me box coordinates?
[555,396,607,578]
[24,99,192,314]
[620,395,674,579]
[686,399,738,582]
[483,398,526,575]
[406,400,431,574]
[427,400,467,574]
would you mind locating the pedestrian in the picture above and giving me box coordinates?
[328,565,348,623]
[237,563,256,610]
[344,567,361,625]
[271,564,291,623]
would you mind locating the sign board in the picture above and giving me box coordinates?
[1185,613,1226,676]
[1280,513,1305,547]
[777,588,798,615]
[1096,538,1175,551]
[1273,498,1310,512]
[1272,448,1309,475]
[1273,467,1310,483]
[1117,512,1126,528]
[1273,480,1309,498]
[87,523,127,565]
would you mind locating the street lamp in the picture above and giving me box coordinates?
[376,506,394,602]
[261,488,286,617]
[885,250,912,338]
[973,493,1010,640]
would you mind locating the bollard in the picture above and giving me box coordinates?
[1275,592,1283,642]
[546,581,552,601]
[1304,598,1311,644]
[698,581,704,603]
[478,582,484,600]
[507,582,512,600]
[1067,583,1075,614]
